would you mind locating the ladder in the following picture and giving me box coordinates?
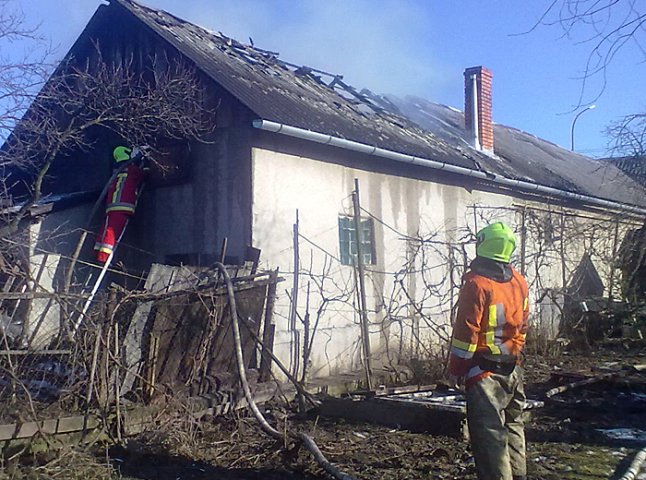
[70,174,146,335]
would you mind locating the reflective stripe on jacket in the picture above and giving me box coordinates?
[94,242,114,255]
[105,164,145,215]
[448,267,529,387]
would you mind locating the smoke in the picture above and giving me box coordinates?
[166,0,453,98]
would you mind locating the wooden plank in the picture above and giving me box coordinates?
[0,350,71,355]
[189,381,296,419]
[0,276,16,310]
[120,301,155,396]
[120,404,165,437]
[132,275,280,302]
[350,384,437,398]
[0,415,100,441]
[121,263,182,397]
[29,203,54,216]
[259,269,277,382]
[318,396,466,438]
[545,373,617,399]
[0,292,91,300]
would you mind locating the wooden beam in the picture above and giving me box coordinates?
[0,292,90,300]
[0,350,71,355]
[0,415,100,442]
[350,384,437,398]
[319,396,466,438]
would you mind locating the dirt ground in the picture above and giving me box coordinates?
[4,347,646,480]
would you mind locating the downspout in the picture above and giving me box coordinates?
[252,119,646,216]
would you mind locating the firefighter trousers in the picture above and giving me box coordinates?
[94,211,130,263]
[466,366,526,480]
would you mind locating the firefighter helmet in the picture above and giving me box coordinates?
[475,222,516,263]
[113,146,132,163]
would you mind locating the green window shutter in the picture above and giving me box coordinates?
[338,216,376,265]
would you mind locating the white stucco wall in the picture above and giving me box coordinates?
[251,147,639,381]
[25,221,62,349]
[21,203,93,349]
[251,147,524,379]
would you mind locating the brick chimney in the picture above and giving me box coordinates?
[464,66,493,153]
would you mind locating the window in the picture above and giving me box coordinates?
[338,216,375,265]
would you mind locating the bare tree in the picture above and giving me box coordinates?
[0,46,216,238]
[0,0,52,139]
[531,1,646,157]
[534,0,645,103]
[606,113,646,156]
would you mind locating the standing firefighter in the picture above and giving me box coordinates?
[448,222,530,480]
[94,146,148,263]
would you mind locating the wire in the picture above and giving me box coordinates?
[359,205,469,246]
[0,236,147,282]
[298,232,344,264]
[359,206,418,242]
[472,203,641,226]
[71,227,156,257]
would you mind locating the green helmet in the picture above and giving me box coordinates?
[113,146,132,163]
[476,222,516,263]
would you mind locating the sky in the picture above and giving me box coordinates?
[9,0,645,158]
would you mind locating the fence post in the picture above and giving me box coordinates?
[560,211,567,292]
[352,178,373,390]
[520,206,527,276]
[289,210,300,378]
[607,218,620,307]
[259,269,278,382]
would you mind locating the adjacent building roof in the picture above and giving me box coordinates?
[86,1,646,209]
[606,155,646,188]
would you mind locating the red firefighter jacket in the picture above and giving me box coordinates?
[105,163,146,215]
[448,266,529,387]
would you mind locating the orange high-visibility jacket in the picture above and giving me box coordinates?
[448,267,529,387]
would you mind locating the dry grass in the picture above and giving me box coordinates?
[2,446,118,479]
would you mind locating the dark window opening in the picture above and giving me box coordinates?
[147,141,191,187]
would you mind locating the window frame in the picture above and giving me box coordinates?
[338,215,376,266]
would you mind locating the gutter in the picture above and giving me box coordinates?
[252,119,646,216]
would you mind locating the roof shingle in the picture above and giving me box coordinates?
[110,0,646,209]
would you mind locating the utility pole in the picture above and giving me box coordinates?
[352,178,373,390]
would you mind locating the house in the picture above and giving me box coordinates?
[609,155,646,187]
[4,0,646,382]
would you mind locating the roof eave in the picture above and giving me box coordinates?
[253,119,646,216]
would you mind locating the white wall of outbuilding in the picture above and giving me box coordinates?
[251,147,639,381]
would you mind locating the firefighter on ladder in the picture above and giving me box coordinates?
[448,222,530,480]
[94,146,148,263]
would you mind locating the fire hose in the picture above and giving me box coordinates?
[215,263,356,480]
[544,374,645,480]
[617,446,646,480]
[219,263,646,480]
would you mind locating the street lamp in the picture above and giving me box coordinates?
[570,104,596,151]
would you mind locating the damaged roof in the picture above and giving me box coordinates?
[104,0,646,209]
[390,97,646,207]
[107,0,478,168]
